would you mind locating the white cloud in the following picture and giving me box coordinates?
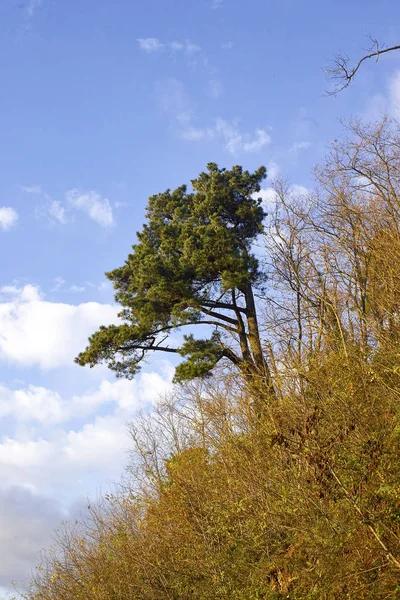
[0,485,65,591]
[66,189,115,227]
[266,161,280,180]
[362,92,387,123]
[362,70,400,122]
[0,375,173,492]
[35,195,69,226]
[181,118,271,155]
[69,378,142,416]
[0,385,64,424]
[185,42,202,54]
[98,280,112,292]
[51,276,65,291]
[137,37,164,52]
[0,284,39,301]
[0,438,53,468]
[221,41,233,50]
[215,119,243,153]
[70,284,85,293]
[242,128,271,152]
[257,187,279,211]
[0,207,18,231]
[0,368,173,429]
[256,183,309,213]
[35,187,114,227]
[0,584,15,599]
[0,285,19,295]
[138,38,202,55]
[170,41,184,51]
[289,141,311,156]
[65,415,130,467]
[290,184,309,197]
[211,0,224,7]
[63,371,173,466]
[25,0,43,18]
[0,372,174,539]
[48,199,68,224]
[0,281,174,593]
[181,126,214,141]
[0,284,119,369]
[0,416,133,522]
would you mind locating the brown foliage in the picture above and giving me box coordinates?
[22,118,400,600]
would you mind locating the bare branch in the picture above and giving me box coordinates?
[327,37,400,95]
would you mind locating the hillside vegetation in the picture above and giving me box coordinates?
[24,119,400,599]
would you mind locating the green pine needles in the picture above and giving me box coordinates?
[76,163,274,386]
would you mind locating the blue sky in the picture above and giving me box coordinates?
[0,0,400,595]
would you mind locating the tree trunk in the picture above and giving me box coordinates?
[242,283,277,407]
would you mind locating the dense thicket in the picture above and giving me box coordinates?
[23,118,400,599]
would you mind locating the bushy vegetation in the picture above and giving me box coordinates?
[24,118,400,599]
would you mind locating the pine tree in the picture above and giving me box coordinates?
[76,163,274,392]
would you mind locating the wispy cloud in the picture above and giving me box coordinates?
[51,276,65,292]
[289,141,311,157]
[29,185,115,228]
[0,207,19,232]
[211,0,224,8]
[266,161,281,180]
[35,195,70,226]
[159,80,270,155]
[137,38,202,55]
[25,0,43,19]
[19,184,42,194]
[185,42,202,54]
[51,280,85,294]
[159,78,194,123]
[361,70,400,122]
[98,280,112,292]
[137,37,164,52]
[66,189,115,228]
[48,199,68,224]
[241,128,271,152]
[181,118,271,155]
[22,185,68,226]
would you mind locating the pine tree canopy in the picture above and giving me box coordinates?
[76,163,271,382]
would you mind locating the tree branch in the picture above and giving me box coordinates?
[122,343,180,354]
[199,307,239,327]
[327,38,400,95]
[221,346,242,365]
[199,299,248,314]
